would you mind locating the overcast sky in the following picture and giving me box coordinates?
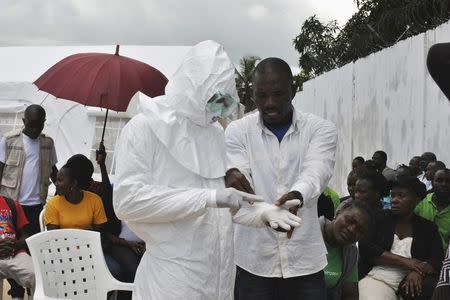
[1,0,357,70]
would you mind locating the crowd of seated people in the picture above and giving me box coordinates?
[315,150,449,300]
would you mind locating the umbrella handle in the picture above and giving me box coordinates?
[100,108,109,145]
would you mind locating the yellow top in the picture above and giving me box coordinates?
[44,190,107,230]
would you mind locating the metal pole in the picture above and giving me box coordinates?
[100,108,109,144]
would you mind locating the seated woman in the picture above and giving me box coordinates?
[65,152,144,300]
[320,200,372,300]
[359,176,444,300]
[44,163,122,280]
[353,168,389,211]
[340,169,360,203]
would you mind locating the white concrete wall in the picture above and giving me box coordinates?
[294,21,450,196]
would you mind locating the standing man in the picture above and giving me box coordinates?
[225,57,337,299]
[371,150,395,182]
[113,41,302,300]
[0,105,57,298]
[0,104,58,234]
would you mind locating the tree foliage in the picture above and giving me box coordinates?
[235,55,260,113]
[294,0,450,82]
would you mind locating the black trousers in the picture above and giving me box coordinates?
[235,266,327,300]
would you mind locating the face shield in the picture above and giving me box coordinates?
[205,92,238,123]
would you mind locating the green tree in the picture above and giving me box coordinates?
[293,16,340,78]
[294,0,450,81]
[235,55,260,113]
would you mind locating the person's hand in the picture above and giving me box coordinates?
[212,188,264,210]
[274,191,303,238]
[420,262,435,274]
[261,200,302,232]
[126,240,145,256]
[96,142,107,166]
[401,271,423,298]
[0,239,15,259]
[402,258,427,274]
[225,168,255,194]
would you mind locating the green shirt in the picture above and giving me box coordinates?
[414,193,450,250]
[324,244,358,288]
[324,187,340,212]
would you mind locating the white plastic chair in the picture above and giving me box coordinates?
[39,206,46,232]
[26,229,134,300]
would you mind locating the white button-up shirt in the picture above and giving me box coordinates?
[225,109,337,278]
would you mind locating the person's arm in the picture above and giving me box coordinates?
[46,224,60,230]
[342,282,358,300]
[44,198,60,230]
[426,222,445,273]
[95,143,121,235]
[114,117,216,224]
[289,119,337,209]
[92,222,106,232]
[13,225,30,250]
[108,233,145,255]
[50,165,58,184]
[373,251,426,273]
[224,121,254,194]
[49,139,58,184]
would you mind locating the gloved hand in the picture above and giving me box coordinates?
[261,200,303,231]
[209,188,264,210]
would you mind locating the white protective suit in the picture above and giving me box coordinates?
[113,40,281,300]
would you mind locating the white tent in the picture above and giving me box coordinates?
[0,45,191,180]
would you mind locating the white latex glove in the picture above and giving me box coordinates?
[208,188,264,210]
[261,200,303,231]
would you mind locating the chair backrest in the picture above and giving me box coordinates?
[26,229,134,299]
[38,206,46,232]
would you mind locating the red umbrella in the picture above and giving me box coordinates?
[34,45,168,144]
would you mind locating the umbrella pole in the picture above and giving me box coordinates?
[100,108,109,145]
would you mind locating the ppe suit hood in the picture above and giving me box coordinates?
[143,40,238,178]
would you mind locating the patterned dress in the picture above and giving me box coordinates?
[433,247,450,300]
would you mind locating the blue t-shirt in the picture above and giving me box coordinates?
[265,122,292,143]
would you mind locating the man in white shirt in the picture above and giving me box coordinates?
[225,57,337,299]
[0,104,58,299]
[419,152,438,191]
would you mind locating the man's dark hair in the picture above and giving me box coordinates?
[358,167,390,197]
[391,176,427,199]
[65,154,94,190]
[396,164,412,173]
[422,152,437,162]
[353,156,365,164]
[253,57,293,82]
[433,160,447,170]
[24,104,46,120]
[374,150,388,162]
[362,160,377,171]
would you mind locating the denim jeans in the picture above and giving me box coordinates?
[235,266,327,300]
